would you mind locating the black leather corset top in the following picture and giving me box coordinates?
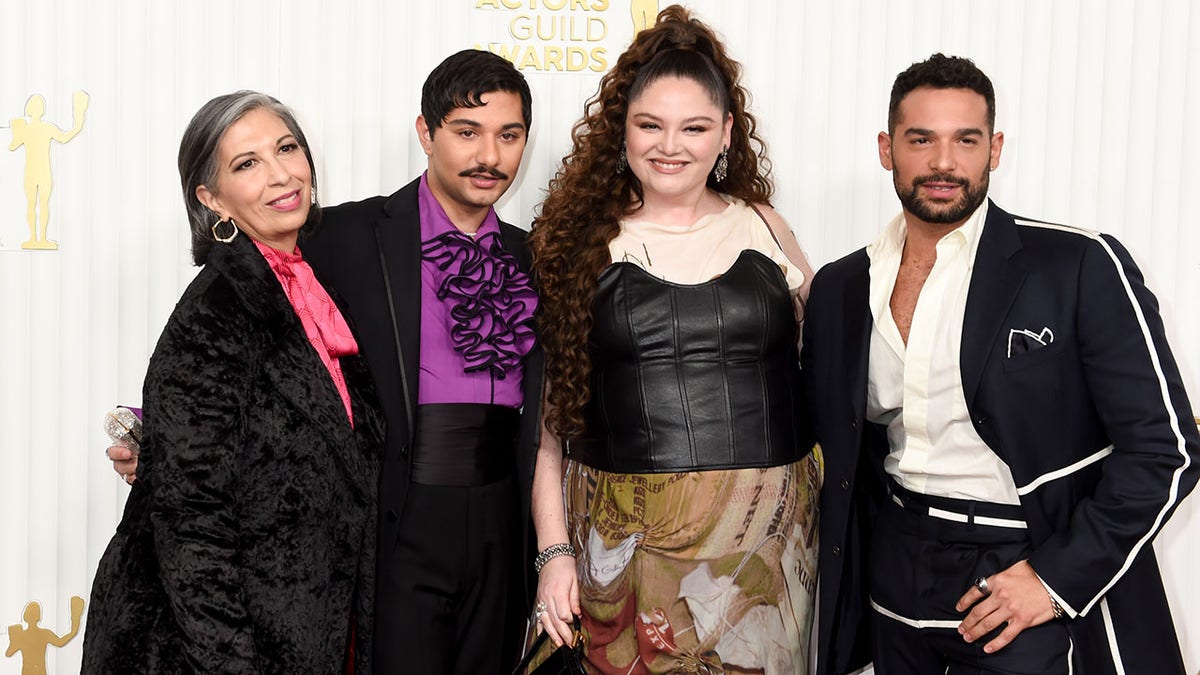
[570,249,808,473]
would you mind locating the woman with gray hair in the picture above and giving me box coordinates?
[82,91,381,674]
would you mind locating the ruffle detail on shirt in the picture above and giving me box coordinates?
[420,230,538,379]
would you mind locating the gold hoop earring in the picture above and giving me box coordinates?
[211,218,239,243]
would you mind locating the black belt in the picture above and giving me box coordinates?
[887,479,1028,530]
[411,403,519,486]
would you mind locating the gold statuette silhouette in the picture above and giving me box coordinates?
[9,91,89,250]
[4,597,84,675]
[630,0,659,33]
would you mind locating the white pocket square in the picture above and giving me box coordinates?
[1007,327,1054,358]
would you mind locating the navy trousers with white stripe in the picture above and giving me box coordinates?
[868,485,1071,675]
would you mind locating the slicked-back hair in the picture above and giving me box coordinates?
[421,49,532,135]
[888,53,996,133]
[178,90,320,266]
[628,48,730,114]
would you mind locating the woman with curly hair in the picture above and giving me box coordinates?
[526,5,820,673]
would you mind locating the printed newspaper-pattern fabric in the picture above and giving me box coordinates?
[561,452,821,674]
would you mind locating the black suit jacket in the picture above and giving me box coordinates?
[803,201,1200,675]
[84,233,383,674]
[302,177,544,664]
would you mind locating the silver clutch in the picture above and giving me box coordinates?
[103,406,143,455]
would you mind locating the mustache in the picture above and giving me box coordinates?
[912,173,969,188]
[459,165,509,181]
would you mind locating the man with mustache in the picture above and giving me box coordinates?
[805,53,1199,674]
[304,48,542,675]
[108,50,542,673]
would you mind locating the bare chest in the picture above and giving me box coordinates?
[889,263,932,345]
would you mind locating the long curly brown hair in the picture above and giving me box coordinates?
[531,4,775,441]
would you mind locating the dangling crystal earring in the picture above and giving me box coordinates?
[615,141,628,174]
[211,218,239,243]
[310,185,318,205]
[713,148,729,183]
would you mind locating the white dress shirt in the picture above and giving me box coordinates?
[865,201,1021,505]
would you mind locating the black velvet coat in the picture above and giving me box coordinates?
[83,234,383,674]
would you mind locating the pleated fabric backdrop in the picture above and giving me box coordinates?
[0,1,1195,672]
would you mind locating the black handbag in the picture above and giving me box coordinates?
[511,617,586,675]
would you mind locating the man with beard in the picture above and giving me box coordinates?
[804,53,1198,674]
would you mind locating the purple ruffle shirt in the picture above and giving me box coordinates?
[416,173,537,407]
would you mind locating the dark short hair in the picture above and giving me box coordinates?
[888,53,996,133]
[177,91,319,266]
[420,49,533,135]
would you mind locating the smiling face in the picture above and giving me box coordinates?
[879,86,1004,232]
[417,90,527,233]
[196,107,312,252]
[624,76,732,206]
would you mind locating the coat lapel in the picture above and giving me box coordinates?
[259,326,354,446]
[844,253,873,422]
[497,219,532,269]
[344,351,386,466]
[960,201,1028,408]
[212,236,372,495]
[372,182,423,443]
[260,342,378,503]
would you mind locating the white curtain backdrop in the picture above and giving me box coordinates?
[0,1,1194,673]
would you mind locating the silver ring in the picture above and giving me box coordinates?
[974,576,990,596]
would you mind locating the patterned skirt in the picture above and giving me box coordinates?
[559,449,821,674]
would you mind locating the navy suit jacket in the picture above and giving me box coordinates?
[301,178,544,669]
[803,201,1199,675]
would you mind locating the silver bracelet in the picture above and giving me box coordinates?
[534,543,577,574]
[1048,592,1064,620]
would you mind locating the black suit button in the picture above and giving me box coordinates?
[832,545,842,557]
[850,418,857,429]
[386,509,398,523]
[399,445,409,456]
[840,479,850,491]
[975,417,986,426]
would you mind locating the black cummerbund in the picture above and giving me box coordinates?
[571,250,809,473]
[411,403,519,486]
